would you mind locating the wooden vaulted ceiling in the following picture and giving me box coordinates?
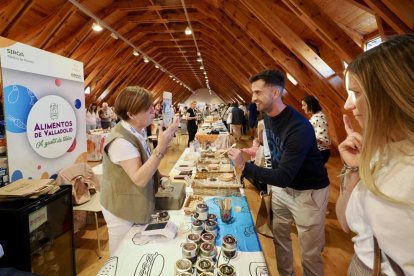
[1,0,414,146]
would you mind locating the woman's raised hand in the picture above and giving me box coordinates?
[156,115,180,154]
[338,114,362,167]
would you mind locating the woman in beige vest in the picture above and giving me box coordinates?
[100,86,179,256]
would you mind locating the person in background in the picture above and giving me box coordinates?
[228,70,329,276]
[100,86,179,256]
[100,102,113,129]
[222,103,232,131]
[248,102,259,139]
[231,102,244,143]
[302,95,331,164]
[186,101,198,147]
[154,103,162,118]
[86,103,98,132]
[239,103,248,135]
[336,34,414,275]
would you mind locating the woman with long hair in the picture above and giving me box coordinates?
[336,34,414,275]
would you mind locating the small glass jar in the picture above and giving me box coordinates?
[207,213,217,222]
[201,232,216,245]
[199,272,214,276]
[187,233,201,245]
[218,264,236,276]
[191,219,204,235]
[195,258,215,274]
[176,273,192,276]
[175,258,193,275]
[204,219,218,237]
[157,211,170,222]
[181,242,198,264]
[191,212,199,222]
[196,203,209,220]
[222,234,237,259]
[199,242,217,262]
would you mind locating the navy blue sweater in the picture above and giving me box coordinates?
[243,106,329,190]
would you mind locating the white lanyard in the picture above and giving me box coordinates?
[121,121,152,158]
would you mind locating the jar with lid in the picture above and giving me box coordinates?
[175,258,193,275]
[222,234,237,259]
[191,219,204,235]
[199,242,217,262]
[204,219,218,237]
[187,233,201,245]
[196,203,209,220]
[218,264,236,276]
[195,258,215,274]
[181,242,198,264]
[157,211,170,222]
[201,232,216,245]
[207,213,217,222]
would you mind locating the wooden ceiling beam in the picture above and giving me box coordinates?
[239,0,335,78]
[363,0,412,33]
[343,0,374,13]
[281,0,363,64]
[380,0,414,29]
[30,1,77,49]
[0,0,34,36]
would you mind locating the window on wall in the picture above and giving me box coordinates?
[365,36,382,51]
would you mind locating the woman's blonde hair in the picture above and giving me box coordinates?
[114,86,153,120]
[346,34,414,203]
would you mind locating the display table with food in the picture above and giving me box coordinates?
[97,144,269,275]
[97,195,269,276]
[195,121,229,150]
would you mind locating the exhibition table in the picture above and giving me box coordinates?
[97,196,269,276]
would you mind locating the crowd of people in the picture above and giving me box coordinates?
[96,34,413,275]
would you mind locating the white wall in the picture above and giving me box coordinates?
[183,88,224,106]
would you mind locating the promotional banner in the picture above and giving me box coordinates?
[0,36,86,181]
[162,91,173,128]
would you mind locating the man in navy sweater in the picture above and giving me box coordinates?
[228,70,329,276]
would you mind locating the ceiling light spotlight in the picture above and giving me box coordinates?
[110,33,118,39]
[203,72,207,75]
[173,78,176,81]
[155,64,160,69]
[200,66,204,70]
[185,26,192,35]
[133,50,139,56]
[92,22,103,32]
[197,57,202,62]
[143,56,149,63]
[197,52,201,56]
[169,75,173,78]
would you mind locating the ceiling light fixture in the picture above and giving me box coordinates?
[133,50,139,56]
[197,58,202,62]
[68,0,196,95]
[155,64,160,69]
[92,22,103,32]
[200,66,204,70]
[184,26,192,35]
[143,56,149,63]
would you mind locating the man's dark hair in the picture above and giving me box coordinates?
[249,70,285,90]
[302,95,322,114]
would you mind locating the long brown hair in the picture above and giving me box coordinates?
[346,34,414,203]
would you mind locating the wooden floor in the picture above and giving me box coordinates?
[76,134,354,276]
